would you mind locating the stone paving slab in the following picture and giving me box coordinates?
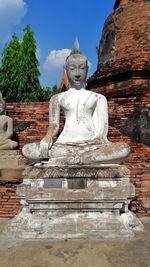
[0,217,149,267]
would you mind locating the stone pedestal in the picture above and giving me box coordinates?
[0,150,28,181]
[0,150,27,169]
[10,164,143,239]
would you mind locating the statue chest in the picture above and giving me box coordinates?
[0,116,7,130]
[60,91,98,115]
[0,116,8,138]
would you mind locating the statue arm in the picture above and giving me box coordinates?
[92,95,109,142]
[42,94,60,147]
[6,117,13,139]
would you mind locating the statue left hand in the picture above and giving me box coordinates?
[41,136,53,149]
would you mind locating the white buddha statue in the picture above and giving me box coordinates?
[0,91,18,150]
[23,40,130,165]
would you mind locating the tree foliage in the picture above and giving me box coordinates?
[40,85,61,101]
[18,25,41,101]
[0,34,20,101]
[0,25,60,102]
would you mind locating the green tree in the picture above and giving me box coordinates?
[38,86,61,101]
[0,25,60,102]
[51,85,61,96]
[0,34,20,101]
[18,25,41,101]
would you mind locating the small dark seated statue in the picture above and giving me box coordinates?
[0,92,18,150]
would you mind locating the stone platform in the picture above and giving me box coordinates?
[10,164,143,239]
[0,150,28,181]
[0,150,27,169]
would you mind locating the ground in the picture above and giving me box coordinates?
[0,217,149,267]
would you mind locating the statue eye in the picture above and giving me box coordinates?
[80,66,86,70]
[69,66,75,70]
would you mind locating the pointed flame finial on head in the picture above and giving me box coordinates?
[73,37,80,52]
[65,37,88,69]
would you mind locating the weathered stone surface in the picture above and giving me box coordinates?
[9,164,143,239]
[0,150,27,168]
[10,210,143,239]
[23,164,130,179]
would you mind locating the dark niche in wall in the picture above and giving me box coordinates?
[98,30,116,67]
[120,107,150,146]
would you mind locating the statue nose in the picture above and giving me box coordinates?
[75,75,81,79]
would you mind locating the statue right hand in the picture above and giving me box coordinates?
[41,137,53,149]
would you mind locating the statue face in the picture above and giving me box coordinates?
[65,54,88,90]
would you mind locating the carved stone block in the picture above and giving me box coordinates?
[9,164,143,239]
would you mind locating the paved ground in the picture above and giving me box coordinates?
[0,217,150,267]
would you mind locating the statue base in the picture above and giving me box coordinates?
[0,150,27,169]
[0,150,28,181]
[9,164,143,239]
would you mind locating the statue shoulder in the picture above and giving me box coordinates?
[1,115,13,123]
[89,91,107,102]
[49,92,63,104]
[49,91,69,108]
[95,93,107,102]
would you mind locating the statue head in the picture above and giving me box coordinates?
[65,38,88,90]
[0,91,6,115]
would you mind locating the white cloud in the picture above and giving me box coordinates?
[88,61,92,69]
[44,49,71,71]
[0,0,27,42]
[44,48,92,72]
[36,48,41,61]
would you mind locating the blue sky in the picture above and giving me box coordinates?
[0,0,115,88]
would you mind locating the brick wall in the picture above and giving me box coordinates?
[0,177,22,218]
[107,94,150,216]
[89,0,150,85]
[90,88,150,216]
[0,97,149,217]
[7,102,49,150]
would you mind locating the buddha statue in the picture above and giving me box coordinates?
[23,39,130,165]
[0,91,18,150]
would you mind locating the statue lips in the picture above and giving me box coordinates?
[74,80,81,84]
[74,79,82,86]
